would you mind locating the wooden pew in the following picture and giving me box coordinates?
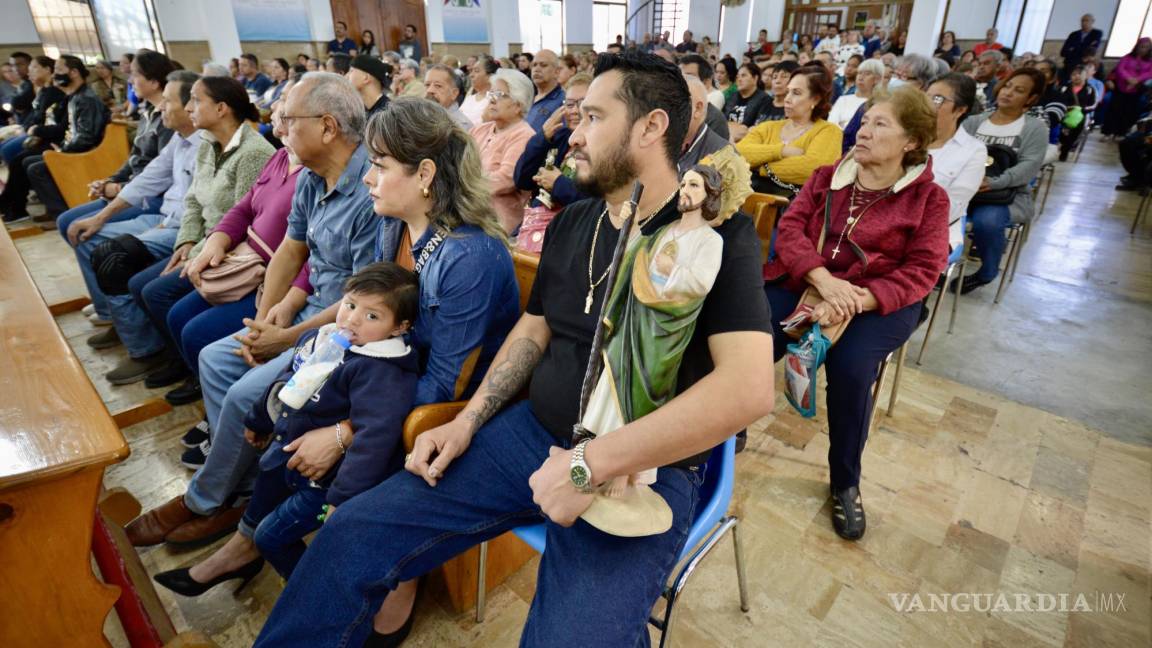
[0,225,131,646]
[404,250,541,615]
[42,122,130,210]
[741,192,789,264]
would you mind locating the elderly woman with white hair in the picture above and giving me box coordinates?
[469,68,536,233]
[828,58,884,128]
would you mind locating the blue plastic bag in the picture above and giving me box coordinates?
[783,323,831,418]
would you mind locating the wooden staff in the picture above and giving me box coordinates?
[572,180,645,445]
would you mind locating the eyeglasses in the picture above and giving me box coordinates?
[929,94,955,107]
[279,114,325,127]
[562,98,584,110]
[486,90,510,102]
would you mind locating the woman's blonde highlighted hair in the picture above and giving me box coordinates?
[365,97,505,243]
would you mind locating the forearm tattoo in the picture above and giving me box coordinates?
[465,337,542,432]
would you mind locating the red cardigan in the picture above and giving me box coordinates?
[775,157,950,315]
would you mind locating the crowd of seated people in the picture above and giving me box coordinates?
[7,13,1147,646]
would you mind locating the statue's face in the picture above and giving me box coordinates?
[678,170,708,213]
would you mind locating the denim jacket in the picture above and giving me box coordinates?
[376,219,520,405]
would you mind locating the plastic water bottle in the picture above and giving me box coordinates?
[278,328,352,409]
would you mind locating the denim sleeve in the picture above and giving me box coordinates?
[286,180,310,242]
[348,200,379,273]
[549,175,585,207]
[415,241,512,406]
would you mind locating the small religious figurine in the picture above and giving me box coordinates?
[578,164,728,537]
[536,148,559,208]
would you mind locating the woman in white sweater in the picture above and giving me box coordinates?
[926,73,986,250]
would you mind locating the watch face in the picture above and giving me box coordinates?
[570,465,589,488]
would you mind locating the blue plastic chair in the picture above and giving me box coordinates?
[474,436,749,646]
[915,212,968,365]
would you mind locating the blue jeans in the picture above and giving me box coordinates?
[766,285,921,489]
[185,303,320,516]
[968,203,1012,282]
[253,401,701,648]
[60,199,146,319]
[239,463,328,579]
[167,290,259,377]
[1,135,27,164]
[129,258,195,355]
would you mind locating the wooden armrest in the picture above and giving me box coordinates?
[403,401,468,452]
[41,122,129,209]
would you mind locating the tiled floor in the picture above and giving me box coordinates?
[12,134,1151,646]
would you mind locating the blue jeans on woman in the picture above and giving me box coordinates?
[1,134,27,164]
[253,400,702,648]
[765,284,920,490]
[167,289,259,377]
[238,463,328,579]
[129,259,196,357]
[968,203,1012,282]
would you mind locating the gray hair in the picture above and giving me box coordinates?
[295,72,366,144]
[399,58,420,73]
[491,68,534,115]
[932,57,951,77]
[979,49,1005,64]
[166,70,201,105]
[857,59,885,78]
[202,62,230,77]
[896,54,936,86]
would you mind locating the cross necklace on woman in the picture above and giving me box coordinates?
[831,181,891,259]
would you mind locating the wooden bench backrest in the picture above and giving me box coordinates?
[741,192,789,264]
[42,122,130,209]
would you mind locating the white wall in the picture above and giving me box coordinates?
[565,0,594,44]
[944,1,999,40]
[750,0,787,42]
[1046,0,1118,39]
[306,0,335,42]
[153,0,241,61]
[688,0,721,42]
[719,0,753,59]
[489,0,521,56]
[906,0,949,56]
[0,0,40,44]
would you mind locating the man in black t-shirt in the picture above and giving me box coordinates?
[252,51,774,647]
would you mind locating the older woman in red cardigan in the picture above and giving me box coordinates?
[766,87,949,541]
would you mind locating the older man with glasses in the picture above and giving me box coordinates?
[125,72,382,548]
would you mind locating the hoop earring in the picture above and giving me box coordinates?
[421,186,430,198]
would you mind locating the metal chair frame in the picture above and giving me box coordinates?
[474,437,750,646]
[993,221,1029,304]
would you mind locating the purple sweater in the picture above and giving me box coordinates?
[211,148,311,292]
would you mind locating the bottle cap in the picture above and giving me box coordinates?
[332,330,353,349]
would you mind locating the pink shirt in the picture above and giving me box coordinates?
[469,119,535,232]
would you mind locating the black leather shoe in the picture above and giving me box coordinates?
[153,557,264,597]
[145,360,190,389]
[830,486,866,541]
[166,377,203,406]
[960,275,993,295]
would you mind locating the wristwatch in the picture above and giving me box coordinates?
[570,440,594,493]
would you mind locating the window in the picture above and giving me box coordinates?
[1107,0,1152,58]
[655,0,691,45]
[519,0,564,54]
[27,0,104,62]
[993,0,1055,54]
[594,0,627,52]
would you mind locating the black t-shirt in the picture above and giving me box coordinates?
[526,196,772,468]
[755,101,786,125]
[724,89,769,127]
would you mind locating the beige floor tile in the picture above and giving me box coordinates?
[1013,492,1085,572]
[955,469,1030,542]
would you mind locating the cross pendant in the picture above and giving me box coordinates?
[831,245,841,259]
[584,291,594,314]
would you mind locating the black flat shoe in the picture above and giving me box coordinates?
[145,360,190,389]
[363,582,420,648]
[180,417,209,448]
[153,557,264,597]
[960,275,993,295]
[166,376,202,406]
[830,486,866,541]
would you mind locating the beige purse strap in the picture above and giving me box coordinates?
[244,226,275,258]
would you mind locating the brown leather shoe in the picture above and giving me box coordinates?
[164,504,247,548]
[126,495,199,546]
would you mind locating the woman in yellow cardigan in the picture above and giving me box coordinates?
[736,64,843,198]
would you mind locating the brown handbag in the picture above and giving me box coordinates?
[782,196,853,345]
[196,227,274,305]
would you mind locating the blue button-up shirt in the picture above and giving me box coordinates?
[526,84,565,134]
[117,129,202,229]
[287,145,379,314]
